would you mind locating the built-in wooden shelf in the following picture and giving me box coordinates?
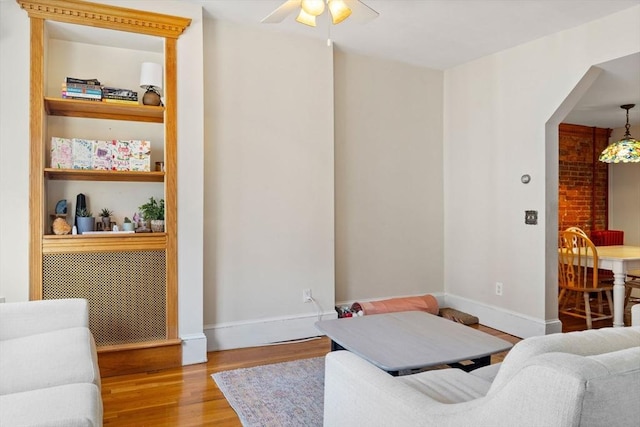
[44,168,164,182]
[44,97,164,123]
[24,0,189,376]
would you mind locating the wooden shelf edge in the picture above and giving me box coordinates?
[45,168,164,182]
[43,233,167,253]
[44,97,164,123]
[98,338,182,354]
[43,232,166,239]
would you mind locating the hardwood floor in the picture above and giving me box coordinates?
[559,295,637,332]
[101,337,331,426]
[101,325,519,426]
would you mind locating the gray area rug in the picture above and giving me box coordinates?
[212,356,325,427]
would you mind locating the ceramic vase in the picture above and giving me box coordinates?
[76,217,95,234]
[150,219,165,232]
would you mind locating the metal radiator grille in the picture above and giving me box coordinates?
[43,250,166,346]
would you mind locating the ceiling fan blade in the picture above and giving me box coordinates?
[345,0,379,23]
[261,0,302,24]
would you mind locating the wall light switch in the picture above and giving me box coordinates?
[525,210,538,225]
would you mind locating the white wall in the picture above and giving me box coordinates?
[0,0,207,365]
[609,124,640,246]
[0,0,30,303]
[203,20,335,350]
[444,6,640,337]
[333,50,444,303]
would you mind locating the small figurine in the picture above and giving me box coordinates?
[55,199,67,215]
[52,217,71,235]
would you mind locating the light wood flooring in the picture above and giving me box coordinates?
[101,324,520,426]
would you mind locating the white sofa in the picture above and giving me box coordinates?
[0,298,103,427]
[324,326,640,427]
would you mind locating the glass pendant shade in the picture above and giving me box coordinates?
[296,8,317,26]
[599,137,640,163]
[301,0,325,16]
[328,0,352,24]
[599,104,640,163]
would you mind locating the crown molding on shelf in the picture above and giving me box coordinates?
[16,0,191,38]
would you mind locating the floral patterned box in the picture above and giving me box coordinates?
[72,138,95,170]
[92,140,112,170]
[111,140,131,171]
[50,137,73,169]
[128,140,151,172]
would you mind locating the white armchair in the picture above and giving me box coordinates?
[323,326,640,427]
[0,299,103,427]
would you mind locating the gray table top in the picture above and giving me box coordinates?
[315,311,513,372]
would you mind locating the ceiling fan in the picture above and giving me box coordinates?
[261,0,379,27]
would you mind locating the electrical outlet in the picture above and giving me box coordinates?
[495,282,503,296]
[303,289,312,303]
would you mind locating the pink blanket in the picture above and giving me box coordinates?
[351,294,439,315]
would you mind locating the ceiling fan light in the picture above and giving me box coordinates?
[301,0,325,16]
[328,0,352,24]
[296,8,317,26]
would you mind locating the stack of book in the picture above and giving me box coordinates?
[61,77,102,101]
[102,87,139,105]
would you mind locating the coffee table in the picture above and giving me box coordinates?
[315,311,513,376]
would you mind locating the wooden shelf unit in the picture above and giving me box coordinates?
[19,0,191,377]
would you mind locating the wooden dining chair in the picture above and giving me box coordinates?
[565,226,588,236]
[625,270,640,314]
[558,230,614,329]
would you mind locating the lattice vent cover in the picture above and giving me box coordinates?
[43,250,166,346]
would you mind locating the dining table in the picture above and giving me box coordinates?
[592,245,640,327]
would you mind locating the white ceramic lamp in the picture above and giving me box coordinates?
[139,62,163,106]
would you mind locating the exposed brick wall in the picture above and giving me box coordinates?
[559,123,611,235]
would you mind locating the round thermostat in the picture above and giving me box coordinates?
[521,174,531,184]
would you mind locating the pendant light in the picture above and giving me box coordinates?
[599,104,640,163]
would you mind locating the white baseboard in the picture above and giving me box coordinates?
[181,333,208,365]
[205,310,337,351]
[444,294,562,338]
[204,292,563,352]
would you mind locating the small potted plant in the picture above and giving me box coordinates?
[138,197,165,232]
[76,208,94,234]
[99,208,113,231]
[122,216,135,232]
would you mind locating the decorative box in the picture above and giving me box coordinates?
[111,140,131,171]
[50,137,73,169]
[72,138,94,170]
[128,140,151,171]
[92,140,112,170]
